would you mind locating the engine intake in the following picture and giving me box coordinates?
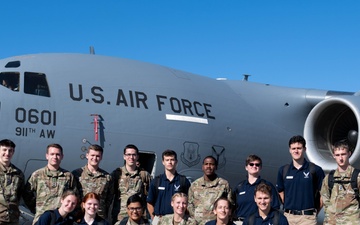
[304,96,360,171]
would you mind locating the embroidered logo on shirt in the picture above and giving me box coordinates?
[174,184,180,191]
[303,172,310,178]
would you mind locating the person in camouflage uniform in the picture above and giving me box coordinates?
[158,193,196,225]
[188,156,233,225]
[23,143,77,225]
[111,144,151,223]
[0,139,25,225]
[72,144,113,220]
[320,140,360,225]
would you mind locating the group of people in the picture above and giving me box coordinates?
[0,134,359,225]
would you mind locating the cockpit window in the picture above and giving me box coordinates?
[0,72,20,91]
[24,72,50,97]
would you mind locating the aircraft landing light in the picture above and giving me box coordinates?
[165,114,208,124]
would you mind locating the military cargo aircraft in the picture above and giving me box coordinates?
[2,53,356,224]
[0,53,358,183]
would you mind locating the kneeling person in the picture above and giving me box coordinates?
[115,194,149,225]
[158,193,196,225]
[205,197,235,225]
[36,190,78,225]
[243,183,288,225]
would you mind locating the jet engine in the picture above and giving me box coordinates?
[304,95,360,172]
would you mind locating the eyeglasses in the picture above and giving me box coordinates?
[124,154,138,158]
[248,163,261,167]
[127,207,142,212]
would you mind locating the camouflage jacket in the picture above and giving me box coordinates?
[187,176,233,225]
[111,166,151,221]
[320,165,360,225]
[72,165,113,219]
[0,163,25,223]
[158,214,197,225]
[114,217,150,225]
[23,166,77,224]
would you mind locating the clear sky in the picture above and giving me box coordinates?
[1,1,359,92]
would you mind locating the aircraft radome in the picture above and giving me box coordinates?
[0,53,359,187]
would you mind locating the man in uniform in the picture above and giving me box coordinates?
[0,139,24,225]
[111,144,151,223]
[23,143,77,224]
[320,140,360,225]
[276,135,324,225]
[188,156,233,225]
[233,155,280,225]
[147,150,191,225]
[72,144,113,220]
[243,183,289,225]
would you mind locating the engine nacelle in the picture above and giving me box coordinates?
[304,96,360,172]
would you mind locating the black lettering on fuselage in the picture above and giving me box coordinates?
[204,103,215,119]
[69,83,83,101]
[39,129,55,138]
[129,90,134,107]
[181,99,193,115]
[156,95,167,111]
[116,89,128,106]
[91,86,104,104]
[170,97,181,113]
[156,95,215,119]
[116,89,148,109]
[67,83,214,119]
[15,108,57,126]
[194,101,204,117]
[135,91,148,109]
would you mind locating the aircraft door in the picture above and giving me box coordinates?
[23,159,47,179]
[138,151,156,178]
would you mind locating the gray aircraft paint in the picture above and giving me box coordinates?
[0,53,358,188]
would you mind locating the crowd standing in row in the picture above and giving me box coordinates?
[0,135,359,225]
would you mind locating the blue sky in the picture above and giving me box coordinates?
[1,1,359,92]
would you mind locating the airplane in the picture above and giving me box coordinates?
[0,53,358,223]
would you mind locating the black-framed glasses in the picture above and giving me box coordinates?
[127,207,142,212]
[249,163,261,167]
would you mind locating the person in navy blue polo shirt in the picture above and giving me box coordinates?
[205,197,235,225]
[233,155,280,225]
[243,183,288,225]
[36,190,78,225]
[276,135,325,225]
[147,149,191,225]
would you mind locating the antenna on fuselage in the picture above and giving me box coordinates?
[243,74,251,81]
[89,46,95,55]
